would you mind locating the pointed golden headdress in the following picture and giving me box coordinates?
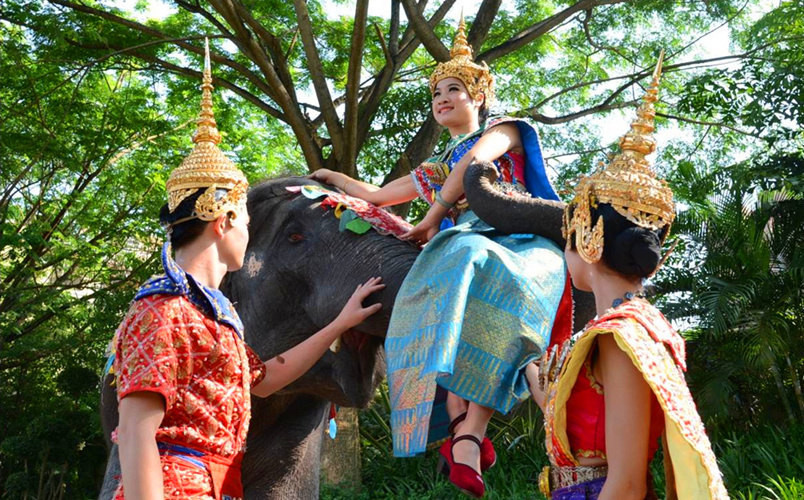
[165,38,248,223]
[562,52,675,264]
[428,14,494,104]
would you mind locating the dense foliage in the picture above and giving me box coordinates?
[321,385,804,498]
[1,0,801,497]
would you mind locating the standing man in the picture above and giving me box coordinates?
[111,40,383,499]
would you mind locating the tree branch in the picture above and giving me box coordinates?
[63,38,286,120]
[467,0,502,52]
[205,0,323,170]
[520,98,638,124]
[478,0,627,63]
[48,0,288,110]
[49,0,232,73]
[657,112,762,138]
[544,146,608,161]
[530,45,792,117]
[353,1,453,161]
[389,0,400,57]
[173,0,235,39]
[668,0,751,62]
[228,0,299,102]
[401,0,450,61]
[373,22,393,66]
[292,0,344,164]
[343,0,369,175]
[398,0,454,57]
[581,7,636,65]
[129,51,285,120]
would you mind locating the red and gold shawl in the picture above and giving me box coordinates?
[544,299,727,499]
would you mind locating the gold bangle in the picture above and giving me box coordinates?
[435,191,455,209]
[340,178,351,192]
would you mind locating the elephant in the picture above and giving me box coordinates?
[99,166,593,498]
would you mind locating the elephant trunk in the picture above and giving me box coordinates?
[463,161,566,249]
[463,161,596,332]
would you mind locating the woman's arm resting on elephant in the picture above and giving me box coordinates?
[251,277,385,398]
[309,168,380,194]
[117,392,166,500]
[309,169,418,207]
[597,334,651,500]
[404,123,522,243]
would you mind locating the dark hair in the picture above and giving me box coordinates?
[159,189,208,249]
[588,203,667,278]
[478,101,489,125]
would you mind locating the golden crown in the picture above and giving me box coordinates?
[165,38,248,222]
[563,51,675,264]
[428,14,494,104]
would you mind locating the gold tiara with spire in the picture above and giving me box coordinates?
[165,38,248,222]
[428,13,494,104]
[562,51,675,264]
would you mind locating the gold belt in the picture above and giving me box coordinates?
[538,465,608,498]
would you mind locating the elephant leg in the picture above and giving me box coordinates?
[242,394,329,499]
[98,444,120,500]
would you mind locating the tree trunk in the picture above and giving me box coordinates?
[319,407,362,492]
[785,353,804,422]
[769,351,795,425]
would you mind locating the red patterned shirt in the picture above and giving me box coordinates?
[112,293,265,499]
[114,293,265,456]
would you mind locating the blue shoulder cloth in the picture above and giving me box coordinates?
[133,242,244,338]
[491,117,559,201]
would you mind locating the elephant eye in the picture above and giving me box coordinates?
[288,233,304,243]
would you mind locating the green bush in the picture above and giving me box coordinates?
[323,386,804,499]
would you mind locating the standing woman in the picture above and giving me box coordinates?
[111,41,384,499]
[312,18,571,498]
[527,55,727,499]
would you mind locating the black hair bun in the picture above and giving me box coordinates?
[605,227,661,277]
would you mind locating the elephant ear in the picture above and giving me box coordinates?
[463,161,567,248]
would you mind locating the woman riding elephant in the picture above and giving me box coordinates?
[526,55,727,499]
[311,17,572,498]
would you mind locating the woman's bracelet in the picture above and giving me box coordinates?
[435,191,455,210]
[340,178,351,193]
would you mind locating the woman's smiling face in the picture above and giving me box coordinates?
[431,77,483,132]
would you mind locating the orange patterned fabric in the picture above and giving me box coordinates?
[112,294,265,498]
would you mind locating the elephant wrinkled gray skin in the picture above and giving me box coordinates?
[99,170,593,499]
[463,161,597,319]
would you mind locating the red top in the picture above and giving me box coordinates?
[410,146,528,208]
[496,150,526,185]
[565,351,665,460]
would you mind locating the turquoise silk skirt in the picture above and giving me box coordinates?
[386,211,566,457]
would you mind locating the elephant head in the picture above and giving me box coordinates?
[463,161,596,331]
[224,176,419,407]
[224,177,419,497]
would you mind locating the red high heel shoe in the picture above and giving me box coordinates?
[480,437,496,471]
[438,413,497,474]
[448,434,485,498]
